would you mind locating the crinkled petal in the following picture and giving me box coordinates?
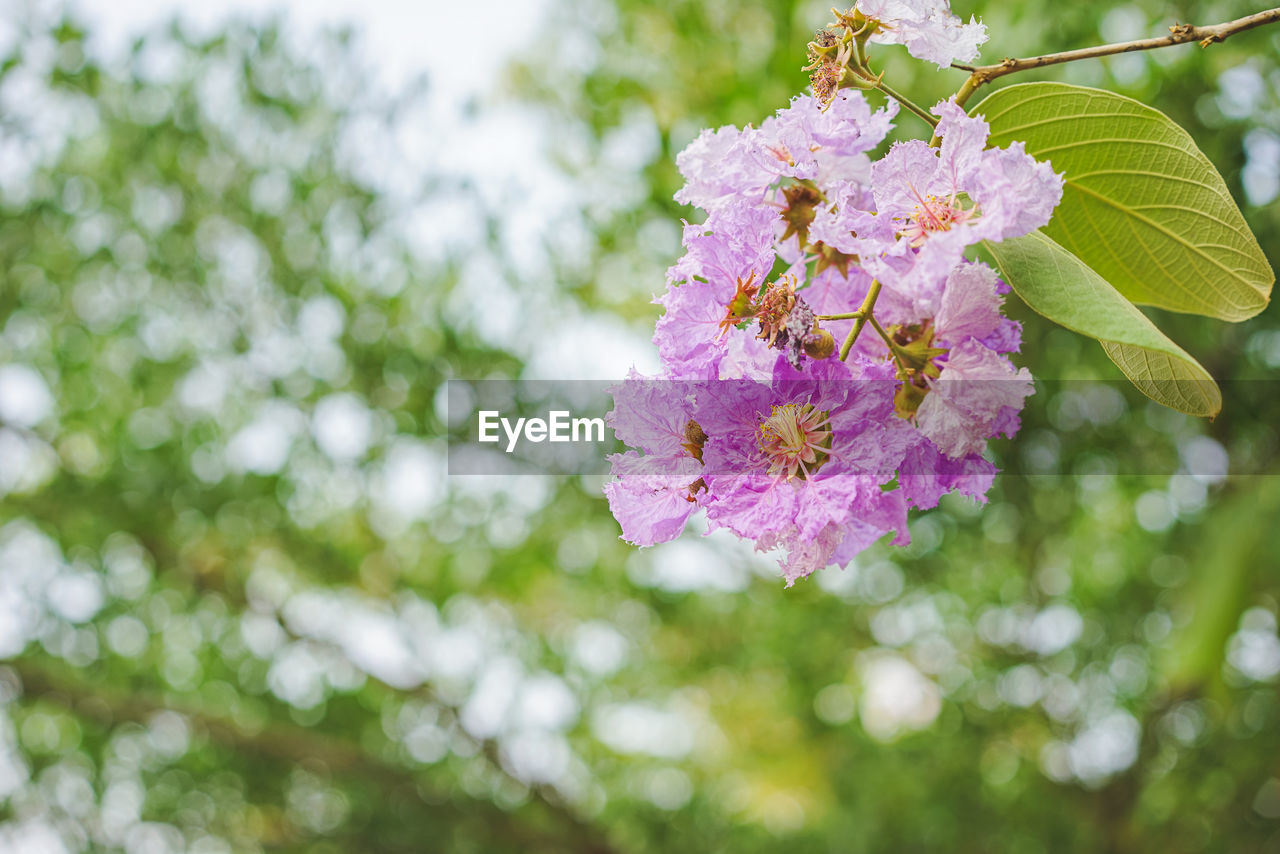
[934,99,990,189]
[765,523,847,586]
[936,261,1003,345]
[755,482,909,586]
[970,142,1065,240]
[653,281,728,379]
[916,340,1035,458]
[674,126,775,210]
[865,228,970,315]
[979,317,1022,354]
[605,451,705,546]
[858,0,988,68]
[669,203,777,297]
[605,370,696,455]
[807,91,897,153]
[872,139,947,221]
[898,439,996,509]
[703,475,799,539]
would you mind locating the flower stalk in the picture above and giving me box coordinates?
[875,78,939,127]
[838,279,883,361]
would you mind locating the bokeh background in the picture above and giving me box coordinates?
[0,0,1278,851]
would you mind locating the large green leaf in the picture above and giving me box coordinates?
[975,82,1273,322]
[983,231,1222,417]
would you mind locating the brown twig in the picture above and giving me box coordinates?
[953,7,1280,108]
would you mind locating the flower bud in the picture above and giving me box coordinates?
[803,328,836,360]
[893,375,931,420]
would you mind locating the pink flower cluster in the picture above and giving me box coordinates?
[605,83,1062,584]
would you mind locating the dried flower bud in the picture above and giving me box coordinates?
[755,275,800,349]
[685,476,708,502]
[682,419,708,462]
[812,241,858,278]
[809,60,843,108]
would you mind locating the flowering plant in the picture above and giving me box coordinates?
[607,1,1277,583]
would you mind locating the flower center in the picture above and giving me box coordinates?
[758,403,833,480]
[902,194,976,247]
[765,143,796,166]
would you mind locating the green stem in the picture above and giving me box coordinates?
[875,79,938,128]
[867,315,911,375]
[839,280,882,361]
[818,311,865,321]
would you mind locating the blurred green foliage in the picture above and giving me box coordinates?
[0,1,1279,852]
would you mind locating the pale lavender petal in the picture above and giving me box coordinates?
[970,142,1064,239]
[858,0,988,68]
[916,341,1035,458]
[934,99,989,190]
[935,261,1003,345]
[980,318,1023,354]
[605,371,695,455]
[703,475,800,539]
[605,452,703,546]
[653,281,727,379]
[872,139,945,222]
[674,126,774,210]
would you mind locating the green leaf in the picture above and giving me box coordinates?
[983,231,1222,417]
[975,82,1273,322]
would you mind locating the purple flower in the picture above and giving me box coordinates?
[604,452,704,546]
[915,339,1033,458]
[654,202,777,378]
[606,71,1057,584]
[603,359,922,582]
[673,125,782,213]
[673,93,897,213]
[932,258,1023,356]
[801,92,900,185]
[856,0,988,68]
[860,99,1063,304]
[695,357,915,584]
